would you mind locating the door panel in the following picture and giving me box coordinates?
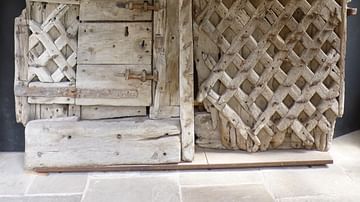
[76,65,152,106]
[78,23,152,65]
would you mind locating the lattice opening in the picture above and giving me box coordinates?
[267,44,279,58]
[309,58,320,73]
[310,93,322,107]
[252,27,264,43]
[223,27,236,44]
[283,95,295,109]
[321,41,334,55]
[268,78,280,92]
[270,112,282,124]
[48,26,61,41]
[324,109,337,122]
[279,25,291,42]
[240,44,252,59]
[280,61,292,74]
[240,79,255,95]
[293,8,305,23]
[30,42,46,58]
[298,111,310,124]
[209,11,222,27]
[213,80,227,96]
[255,95,268,111]
[61,44,74,58]
[225,63,239,79]
[249,0,262,9]
[293,42,305,57]
[306,23,319,39]
[295,76,307,90]
[278,0,289,8]
[222,0,236,9]
[323,75,336,89]
[254,62,265,76]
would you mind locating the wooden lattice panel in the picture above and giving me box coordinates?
[194,0,346,152]
[28,2,79,83]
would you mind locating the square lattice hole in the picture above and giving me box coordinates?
[310,93,322,107]
[213,80,227,95]
[252,27,264,42]
[249,0,262,9]
[306,23,319,39]
[222,0,236,9]
[321,41,334,55]
[280,61,292,74]
[323,75,335,89]
[298,111,310,123]
[293,42,305,57]
[255,95,268,111]
[278,0,289,7]
[279,26,291,42]
[295,76,307,90]
[241,79,255,95]
[271,112,282,124]
[283,95,295,109]
[309,58,320,73]
[324,109,337,122]
[268,78,280,92]
[254,62,265,76]
[293,8,305,23]
[61,44,74,58]
[267,44,279,58]
[225,63,238,79]
[30,42,46,57]
[48,26,61,41]
[209,11,222,27]
[240,45,252,59]
[223,27,236,44]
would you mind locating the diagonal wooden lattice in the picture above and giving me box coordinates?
[28,4,79,83]
[194,0,345,152]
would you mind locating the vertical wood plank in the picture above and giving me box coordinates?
[179,0,195,161]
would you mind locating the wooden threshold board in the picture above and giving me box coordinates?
[33,148,333,173]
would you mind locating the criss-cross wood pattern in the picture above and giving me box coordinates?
[194,0,346,152]
[28,3,79,83]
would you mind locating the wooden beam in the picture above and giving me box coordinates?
[179,0,195,161]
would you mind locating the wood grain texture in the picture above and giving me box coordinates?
[78,23,152,65]
[28,0,80,4]
[76,65,152,106]
[179,0,195,161]
[25,118,181,168]
[80,0,153,22]
[81,106,146,120]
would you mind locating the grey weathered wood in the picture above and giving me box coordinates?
[25,118,181,168]
[14,10,33,125]
[151,0,180,119]
[80,0,153,22]
[81,106,146,120]
[179,0,195,161]
[78,23,152,65]
[76,65,152,106]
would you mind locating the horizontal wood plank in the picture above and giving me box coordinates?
[25,118,181,168]
[76,65,152,106]
[27,0,80,4]
[78,23,152,65]
[80,0,153,21]
[81,106,146,120]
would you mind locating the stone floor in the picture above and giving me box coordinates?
[1,131,360,202]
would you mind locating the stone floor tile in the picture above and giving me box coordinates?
[181,184,275,202]
[0,175,34,195]
[179,169,263,186]
[277,194,360,202]
[82,175,180,202]
[0,195,82,202]
[0,153,25,174]
[262,165,360,199]
[26,173,88,194]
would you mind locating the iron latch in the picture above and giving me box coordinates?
[126,2,160,12]
[125,69,158,82]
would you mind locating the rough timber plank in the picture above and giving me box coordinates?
[81,106,146,120]
[31,149,333,173]
[76,65,152,106]
[80,0,153,22]
[151,0,180,119]
[14,10,33,125]
[25,118,181,169]
[78,23,152,65]
[179,0,195,161]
